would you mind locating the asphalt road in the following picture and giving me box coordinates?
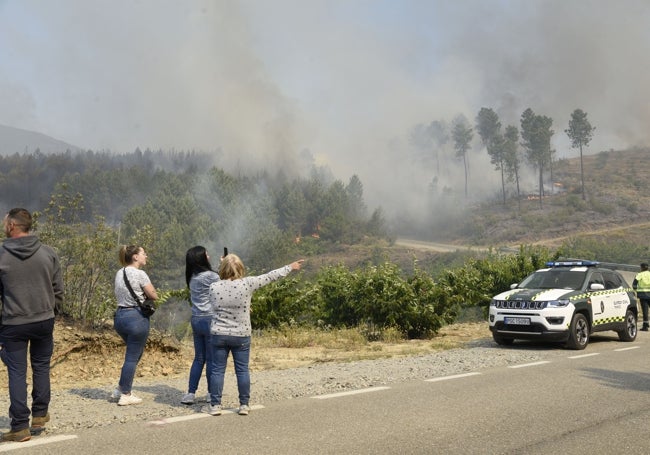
[5,333,650,454]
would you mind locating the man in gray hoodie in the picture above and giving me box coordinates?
[0,208,63,442]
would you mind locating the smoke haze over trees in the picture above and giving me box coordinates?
[1,0,649,238]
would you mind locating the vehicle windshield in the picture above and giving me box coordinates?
[518,269,586,290]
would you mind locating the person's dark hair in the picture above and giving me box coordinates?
[119,245,142,267]
[642,262,649,271]
[7,207,32,233]
[185,246,214,286]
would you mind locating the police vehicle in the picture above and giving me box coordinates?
[489,260,638,349]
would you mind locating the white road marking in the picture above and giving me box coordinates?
[568,353,600,359]
[614,346,640,352]
[311,386,390,400]
[508,361,551,369]
[148,414,209,426]
[147,405,266,425]
[0,434,77,452]
[425,372,482,382]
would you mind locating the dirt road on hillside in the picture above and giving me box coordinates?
[398,221,650,254]
[395,238,489,253]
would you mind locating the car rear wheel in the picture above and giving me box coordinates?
[492,333,514,346]
[617,309,637,342]
[566,313,589,350]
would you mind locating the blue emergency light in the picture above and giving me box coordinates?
[545,260,599,267]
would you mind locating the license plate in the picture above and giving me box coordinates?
[504,317,530,325]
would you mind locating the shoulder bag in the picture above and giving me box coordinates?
[122,268,156,317]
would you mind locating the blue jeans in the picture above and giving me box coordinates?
[114,307,150,394]
[0,318,54,431]
[209,335,251,406]
[187,315,212,394]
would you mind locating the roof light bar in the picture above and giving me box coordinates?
[545,260,599,267]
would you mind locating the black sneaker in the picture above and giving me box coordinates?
[641,326,649,332]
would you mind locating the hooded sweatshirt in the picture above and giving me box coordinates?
[0,235,63,325]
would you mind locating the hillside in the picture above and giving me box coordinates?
[0,123,82,154]
[431,148,650,252]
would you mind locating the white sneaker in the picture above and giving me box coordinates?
[118,393,143,406]
[181,393,195,405]
[202,404,222,416]
[238,405,250,416]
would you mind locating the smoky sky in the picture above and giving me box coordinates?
[0,0,648,215]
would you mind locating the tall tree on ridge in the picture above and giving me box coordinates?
[452,114,474,199]
[565,109,595,201]
[476,108,507,204]
[520,108,554,209]
[503,125,522,211]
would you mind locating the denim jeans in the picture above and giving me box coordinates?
[209,335,251,406]
[114,307,150,394]
[187,315,213,394]
[0,318,54,431]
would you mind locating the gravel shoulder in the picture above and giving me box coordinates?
[0,337,568,435]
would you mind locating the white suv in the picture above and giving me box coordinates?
[489,260,638,349]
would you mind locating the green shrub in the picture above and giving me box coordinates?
[251,276,310,329]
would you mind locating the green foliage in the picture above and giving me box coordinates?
[251,276,309,328]
[433,246,553,317]
[566,194,588,211]
[35,191,118,325]
[589,199,614,215]
[520,108,554,205]
[314,265,360,327]
[565,109,595,150]
[621,198,638,213]
[556,237,649,264]
[309,262,458,338]
[3,149,610,339]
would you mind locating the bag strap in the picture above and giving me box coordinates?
[122,268,144,306]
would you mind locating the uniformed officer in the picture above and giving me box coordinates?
[633,262,650,331]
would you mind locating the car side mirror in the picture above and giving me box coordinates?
[510,283,518,289]
[589,283,605,291]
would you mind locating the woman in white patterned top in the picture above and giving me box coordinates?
[205,253,303,416]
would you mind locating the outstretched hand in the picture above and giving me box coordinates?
[290,259,305,271]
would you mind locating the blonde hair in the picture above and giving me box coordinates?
[218,254,245,280]
[119,245,142,267]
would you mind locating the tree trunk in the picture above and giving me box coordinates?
[464,155,468,198]
[538,167,543,209]
[580,143,585,200]
[516,168,521,213]
[500,161,506,205]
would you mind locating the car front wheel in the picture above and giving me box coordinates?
[566,313,589,350]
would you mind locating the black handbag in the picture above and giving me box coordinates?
[122,268,156,317]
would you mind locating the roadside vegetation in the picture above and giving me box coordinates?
[0,142,648,346]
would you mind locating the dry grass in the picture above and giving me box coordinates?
[250,322,490,370]
[460,148,650,247]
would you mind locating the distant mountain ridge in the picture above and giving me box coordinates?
[0,124,82,155]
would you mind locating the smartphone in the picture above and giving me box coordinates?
[223,247,228,257]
